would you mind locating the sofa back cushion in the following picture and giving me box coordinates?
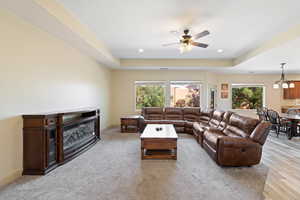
[164,107,183,120]
[223,114,260,138]
[142,107,164,120]
[217,111,234,131]
[183,107,201,122]
[209,110,225,127]
[199,109,213,123]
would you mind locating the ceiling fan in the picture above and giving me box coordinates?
[163,29,210,53]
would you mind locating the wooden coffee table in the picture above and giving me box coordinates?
[140,124,178,160]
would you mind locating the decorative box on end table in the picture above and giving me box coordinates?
[120,115,140,133]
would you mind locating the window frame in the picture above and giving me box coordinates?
[134,80,202,111]
[134,81,167,112]
[169,81,202,108]
[231,83,266,110]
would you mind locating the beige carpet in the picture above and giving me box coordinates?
[0,128,268,200]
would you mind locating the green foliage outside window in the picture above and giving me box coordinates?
[232,87,263,109]
[136,85,165,109]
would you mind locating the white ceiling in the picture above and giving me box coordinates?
[119,37,300,73]
[59,0,300,59]
[225,37,300,74]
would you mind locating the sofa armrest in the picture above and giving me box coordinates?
[217,136,262,166]
[218,136,260,149]
[250,121,271,145]
[139,115,145,120]
[139,115,146,131]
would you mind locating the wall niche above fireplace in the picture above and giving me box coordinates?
[22,108,100,175]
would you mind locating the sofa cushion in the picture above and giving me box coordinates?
[183,107,201,121]
[143,107,163,114]
[209,110,225,128]
[142,107,164,120]
[204,129,226,149]
[217,111,234,131]
[193,122,201,131]
[169,120,185,126]
[184,114,199,122]
[164,107,183,120]
[222,128,244,138]
[185,128,193,134]
[144,120,165,124]
[144,120,185,126]
[185,121,194,128]
[199,109,213,123]
[223,114,260,138]
[147,114,164,120]
[183,107,201,115]
[193,122,206,132]
[193,122,207,136]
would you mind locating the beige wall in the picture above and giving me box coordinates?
[111,70,219,125]
[216,73,300,116]
[0,9,112,186]
[111,70,300,124]
[216,74,281,118]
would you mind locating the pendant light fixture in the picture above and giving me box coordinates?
[273,63,294,89]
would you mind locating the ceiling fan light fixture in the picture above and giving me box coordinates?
[179,43,192,54]
[163,29,209,53]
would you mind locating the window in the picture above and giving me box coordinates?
[170,81,201,107]
[135,81,201,110]
[135,81,166,110]
[231,84,265,110]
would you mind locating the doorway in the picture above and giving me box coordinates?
[209,88,217,109]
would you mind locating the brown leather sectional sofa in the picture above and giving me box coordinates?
[141,107,201,134]
[140,107,271,167]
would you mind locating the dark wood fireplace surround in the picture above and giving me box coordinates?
[22,108,100,175]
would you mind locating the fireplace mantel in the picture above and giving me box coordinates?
[22,108,100,175]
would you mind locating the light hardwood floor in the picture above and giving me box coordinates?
[262,132,300,200]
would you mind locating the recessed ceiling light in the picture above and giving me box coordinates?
[138,49,144,53]
[217,49,224,53]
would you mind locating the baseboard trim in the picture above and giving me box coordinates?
[0,170,22,188]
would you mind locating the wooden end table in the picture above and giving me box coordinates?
[120,115,140,133]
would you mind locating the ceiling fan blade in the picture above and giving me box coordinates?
[193,30,210,40]
[191,42,208,48]
[162,42,180,47]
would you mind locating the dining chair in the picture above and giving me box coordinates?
[267,109,290,137]
[257,107,269,121]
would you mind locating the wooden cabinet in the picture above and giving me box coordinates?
[23,108,100,175]
[283,81,300,99]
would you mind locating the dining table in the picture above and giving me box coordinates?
[280,113,300,139]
